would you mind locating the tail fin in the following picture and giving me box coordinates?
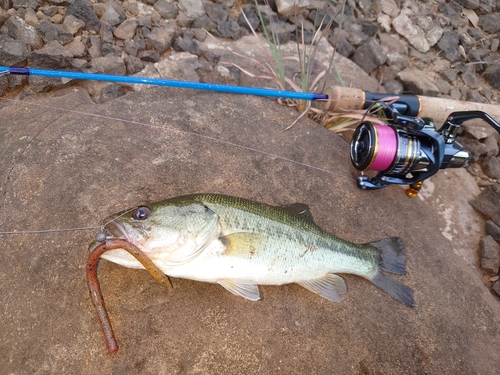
[368,237,414,307]
[371,271,414,307]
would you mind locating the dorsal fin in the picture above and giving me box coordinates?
[280,203,315,223]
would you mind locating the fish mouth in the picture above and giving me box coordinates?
[104,221,129,241]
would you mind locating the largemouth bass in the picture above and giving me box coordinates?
[91,194,414,307]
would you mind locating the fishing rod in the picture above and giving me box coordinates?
[0,66,327,101]
[3,66,499,122]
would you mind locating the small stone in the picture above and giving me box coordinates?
[1,15,43,49]
[65,36,86,57]
[460,137,487,162]
[154,0,178,19]
[392,13,430,53]
[38,6,58,18]
[12,0,39,10]
[435,79,452,95]
[124,54,144,75]
[471,184,500,225]
[482,156,500,179]
[145,26,177,54]
[462,72,479,89]
[139,49,160,63]
[493,281,500,297]
[383,80,404,94]
[491,39,499,52]
[276,0,309,16]
[0,39,28,65]
[377,14,391,32]
[102,3,126,27]
[178,0,205,19]
[173,34,200,55]
[450,88,462,100]
[192,28,206,42]
[238,5,259,31]
[204,3,229,24]
[396,69,439,96]
[465,124,497,140]
[217,18,244,40]
[98,84,126,104]
[65,0,100,32]
[380,0,399,17]
[155,51,201,82]
[62,14,85,34]
[28,40,73,68]
[91,56,126,75]
[442,69,459,82]
[36,19,74,44]
[466,90,485,103]
[50,14,64,24]
[437,31,460,62]
[88,35,102,58]
[480,235,500,274]
[483,64,500,90]
[486,221,500,242]
[114,19,138,40]
[478,14,500,33]
[358,20,378,37]
[351,39,387,74]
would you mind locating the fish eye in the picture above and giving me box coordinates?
[132,206,151,220]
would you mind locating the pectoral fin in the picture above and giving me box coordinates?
[221,232,266,257]
[217,279,261,301]
[298,274,347,302]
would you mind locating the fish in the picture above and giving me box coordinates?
[90,193,414,307]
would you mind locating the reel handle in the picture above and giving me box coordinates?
[323,86,500,125]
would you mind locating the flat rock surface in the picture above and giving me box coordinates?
[1,87,500,374]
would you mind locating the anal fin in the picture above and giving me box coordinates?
[217,278,261,301]
[298,274,347,302]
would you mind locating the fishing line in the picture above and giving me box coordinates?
[0,96,356,235]
[0,96,356,181]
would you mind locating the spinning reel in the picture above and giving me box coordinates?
[350,106,500,196]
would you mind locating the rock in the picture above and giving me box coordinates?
[155,51,201,82]
[35,19,74,44]
[178,0,205,19]
[471,184,500,225]
[88,35,102,58]
[139,49,160,63]
[65,36,86,58]
[435,79,452,95]
[65,0,100,32]
[486,220,500,242]
[484,136,499,157]
[462,72,479,90]
[437,31,460,62]
[114,19,138,40]
[359,20,378,37]
[12,0,39,10]
[493,281,500,296]
[465,124,498,141]
[392,13,430,53]
[383,79,404,94]
[396,69,439,96]
[98,84,126,104]
[442,69,459,82]
[62,14,85,34]
[173,32,200,55]
[483,64,500,89]
[438,2,463,28]
[217,18,244,40]
[99,20,114,44]
[124,54,143,75]
[478,14,500,33]
[480,235,500,274]
[145,26,177,54]
[238,5,259,31]
[351,39,387,74]
[90,55,126,75]
[276,0,309,17]
[461,137,488,162]
[102,3,126,27]
[377,14,391,32]
[154,0,178,19]
[124,35,146,57]
[28,40,73,68]
[1,15,43,49]
[0,39,29,65]
[125,1,158,20]
[482,156,500,179]
[204,3,229,24]
[492,39,499,52]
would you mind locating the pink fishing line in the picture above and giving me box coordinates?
[370,124,397,171]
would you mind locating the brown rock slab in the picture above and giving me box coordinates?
[471,184,500,225]
[1,87,500,374]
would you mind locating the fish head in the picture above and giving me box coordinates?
[96,198,220,267]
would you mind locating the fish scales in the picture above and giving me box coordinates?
[92,193,414,306]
